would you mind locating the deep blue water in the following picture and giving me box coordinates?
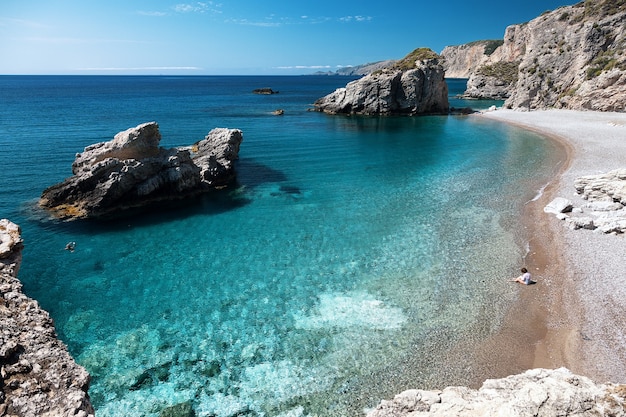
[0,76,562,416]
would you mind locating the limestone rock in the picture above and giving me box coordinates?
[367,368,626,417]
[39,122,243,220]
[0,219,94,416]
[453,0,626,110]
[314,49,449,116]
[547,169,626,233]
[574,169,626,204]
[544,197,573,214]
[440,40,503,79]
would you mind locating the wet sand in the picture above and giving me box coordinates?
[477,109,626,385]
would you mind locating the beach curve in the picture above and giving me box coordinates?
[478,109,626,384]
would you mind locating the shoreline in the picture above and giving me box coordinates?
[477,109,626,384]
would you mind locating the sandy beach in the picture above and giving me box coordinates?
[478,109,626,385]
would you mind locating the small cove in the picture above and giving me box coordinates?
[0,75,563,416]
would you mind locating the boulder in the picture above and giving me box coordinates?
[39,122,243,220]
[544,197,573,214]
[546,169,626,233]
[314,48,449,116]
[367,368,626,417]
[0,219,94,416]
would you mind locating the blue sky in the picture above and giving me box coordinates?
[1,0,579,75]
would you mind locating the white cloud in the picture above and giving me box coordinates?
[173,2,221,14]
[137,11,168,17]
[339,15,372,22]
[76,66,203,71]
[275,65,332,70]
[0,17,51,29]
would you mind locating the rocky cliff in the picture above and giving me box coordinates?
[0,219,94,416]
[367,368,626,417]
[40,122,243,220]
[314,48,449,115]
[462,0,626,110]
[440,40,503,78]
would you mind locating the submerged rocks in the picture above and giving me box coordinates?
[0,219,94,416]
[546,169,626,233]
[367,368,626,417]
[39,122,243,220]
[314,48,449,116]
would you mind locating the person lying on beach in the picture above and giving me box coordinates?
[511,267,532,285]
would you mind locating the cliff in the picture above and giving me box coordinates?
[314,48,449,115]
[462,0,626,110]
[39,122,243,220]
[367,368,626,417]
[440,40,503,78]
[0,219,94,416]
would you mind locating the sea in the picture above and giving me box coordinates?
[0,75,564,416]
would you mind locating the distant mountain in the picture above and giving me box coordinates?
[313,60,397,76]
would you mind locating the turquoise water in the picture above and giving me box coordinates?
[0,76,561,416]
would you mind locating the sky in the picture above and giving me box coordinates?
[0,0,580,75]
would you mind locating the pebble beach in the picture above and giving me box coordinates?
[479,109,626,385]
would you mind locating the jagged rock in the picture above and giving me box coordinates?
[314,48,449,116]
[547,169,626,233]
[0,219,94,417]
[367,368,626,417]
[39,122,243,220]
[440,40,503,78]
[574,168,626,204]
[452,0,626,110]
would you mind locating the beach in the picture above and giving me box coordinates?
[477,109,626,385]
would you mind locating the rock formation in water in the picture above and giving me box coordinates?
[545,168,626,233]
[440,40,503,79]
[314,48,449,115]
[457,0,626,110]
[0,219,94,416]
[39,122,243,220]
[367,368,626,417]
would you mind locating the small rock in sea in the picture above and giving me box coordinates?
[253,88,279,95]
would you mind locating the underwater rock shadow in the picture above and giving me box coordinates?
[233,158,288,188]
[24,186,253,234]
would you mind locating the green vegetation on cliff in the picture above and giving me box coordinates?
[391,48,440,71]
[476,62,520,84]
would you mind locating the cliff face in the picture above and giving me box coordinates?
[314,48,449,115]
[440,40,503,78]
[0,219,94,416]
[367,368,626,417]
[39,122,243,220]
[463,0,626,110]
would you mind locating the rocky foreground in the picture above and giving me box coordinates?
[545,169,626,233]
[39,122,243,220]
[0,219,94,416]
[314,48,448,116]
[367,368,626,417]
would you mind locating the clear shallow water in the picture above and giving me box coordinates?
[0,76,560,416]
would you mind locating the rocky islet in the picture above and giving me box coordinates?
[39,122,243,220]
